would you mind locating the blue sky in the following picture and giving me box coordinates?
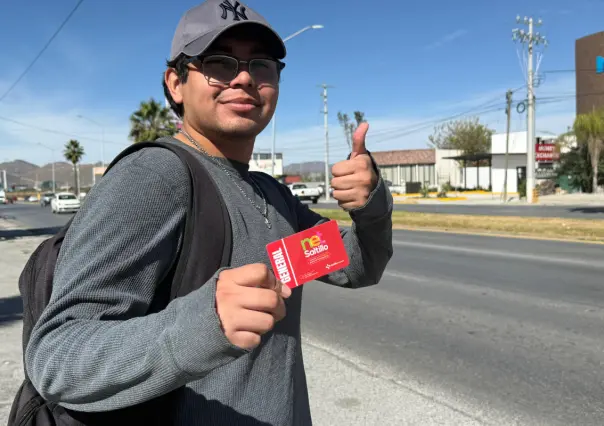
[1,0,602,166]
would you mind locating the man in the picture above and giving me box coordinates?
[25,0,393,424]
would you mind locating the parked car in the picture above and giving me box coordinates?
[40,192,55,207]
[288,183,322,204]
[51,192,81,214]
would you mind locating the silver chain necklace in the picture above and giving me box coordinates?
[179,129,272,229]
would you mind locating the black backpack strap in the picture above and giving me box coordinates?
[160,143,232,298]
[103,140,232,298]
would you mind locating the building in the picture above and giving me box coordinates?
[371,148,465,190]
[490,131,560,194]
[249,152,283,177]
[92,166,107,186]
[575,32,604,115]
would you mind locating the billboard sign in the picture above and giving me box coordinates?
[535,143,560,162]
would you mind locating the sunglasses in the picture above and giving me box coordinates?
[185,54,285,86]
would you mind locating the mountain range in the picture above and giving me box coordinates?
[0,159,103,189]
[0,159,329,190]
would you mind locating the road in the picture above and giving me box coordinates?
[0,203,73,231]
[314,202,604,219]
[302,231,604,425]
[3,203,604,424]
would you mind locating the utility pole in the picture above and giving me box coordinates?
[320,84,334,202]
[270,24,324,177]
[513,16,547,203]
[38,143,56,193]
[503,89,513,203]
[271,115,277,176]
[1,169,7,191]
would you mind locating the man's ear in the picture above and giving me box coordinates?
[165,68,183,105]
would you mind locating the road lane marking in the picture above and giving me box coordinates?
[393,240,604,269]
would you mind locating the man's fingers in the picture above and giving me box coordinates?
[228,264,278,290]
[350,122,369,159]
[331,175,366,191]
[238,287,286,315]
[331,160,357,178]
[232,310,277,334]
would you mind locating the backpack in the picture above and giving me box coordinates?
[7,141,233,426]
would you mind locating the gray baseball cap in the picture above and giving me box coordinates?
[170,0,286,61]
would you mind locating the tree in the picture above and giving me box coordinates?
[428,117,494,156]
[557,144,604,193]
[573,108,604,193]
[64,139,85,195]
[337,110,365,149]
[129,98,178,143]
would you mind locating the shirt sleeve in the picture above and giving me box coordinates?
[25,148,247,412]
[289,155,394,288]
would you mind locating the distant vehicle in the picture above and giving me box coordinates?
[40,192,55,207]
[0,190,6,204]
[27,195,38,202]
[288,183,321,204]
[51,192,80,214]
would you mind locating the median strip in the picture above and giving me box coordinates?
[312,209,604,243]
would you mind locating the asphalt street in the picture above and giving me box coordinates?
[302,231,604,425]
[0,203,73,231]
[315,202,604,219]
[2,203,604,424]
[4,202,604,227]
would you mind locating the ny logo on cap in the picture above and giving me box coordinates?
[220,0,248,21]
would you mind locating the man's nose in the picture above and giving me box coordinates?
[230,63,255,87]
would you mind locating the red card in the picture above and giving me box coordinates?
[266,220,349,289]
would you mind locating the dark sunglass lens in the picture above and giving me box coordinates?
[203,56,238,83]
[250,59,279,84]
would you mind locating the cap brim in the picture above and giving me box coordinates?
[175,21,286,60]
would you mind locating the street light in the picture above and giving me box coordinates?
[270,24,324,177]
[37,143,56,194]
[77,114,105,168]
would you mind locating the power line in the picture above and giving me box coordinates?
[0,114,126,146]
[542,69,600,74]
[272,86,527,153]
[0,0,86,103]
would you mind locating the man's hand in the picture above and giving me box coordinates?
[216,264,292,350]
[331,122,378,210]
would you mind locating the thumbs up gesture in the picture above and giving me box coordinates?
[331,122,378,210]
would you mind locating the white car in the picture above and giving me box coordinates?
[51,192,81,214]
[288,183,322,204]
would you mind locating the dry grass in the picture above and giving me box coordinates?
[314,209,604,243]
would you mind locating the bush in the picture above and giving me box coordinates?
[518,180,527,199]
[420,185,431,198]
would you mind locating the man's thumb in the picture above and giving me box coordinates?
[350,122,369,159]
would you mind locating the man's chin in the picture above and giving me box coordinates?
[220,117,268,137]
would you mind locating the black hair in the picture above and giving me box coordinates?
[163,54,190,118]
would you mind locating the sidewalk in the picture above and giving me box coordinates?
[0,220,491,425]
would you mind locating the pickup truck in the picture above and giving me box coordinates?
[288,183,322,204]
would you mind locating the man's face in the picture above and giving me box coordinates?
[167,31,281,139]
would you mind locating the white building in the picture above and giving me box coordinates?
[249,152,283,177]
[372,148,466,191]
[490,130,558,194]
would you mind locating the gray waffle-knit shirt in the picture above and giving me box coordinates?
[25,137,393,425]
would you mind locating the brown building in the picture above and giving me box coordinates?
[575,32,604,115]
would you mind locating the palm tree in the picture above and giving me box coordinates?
[573,108,604,193]
[129,98,178,143]
[64,139,85,195]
